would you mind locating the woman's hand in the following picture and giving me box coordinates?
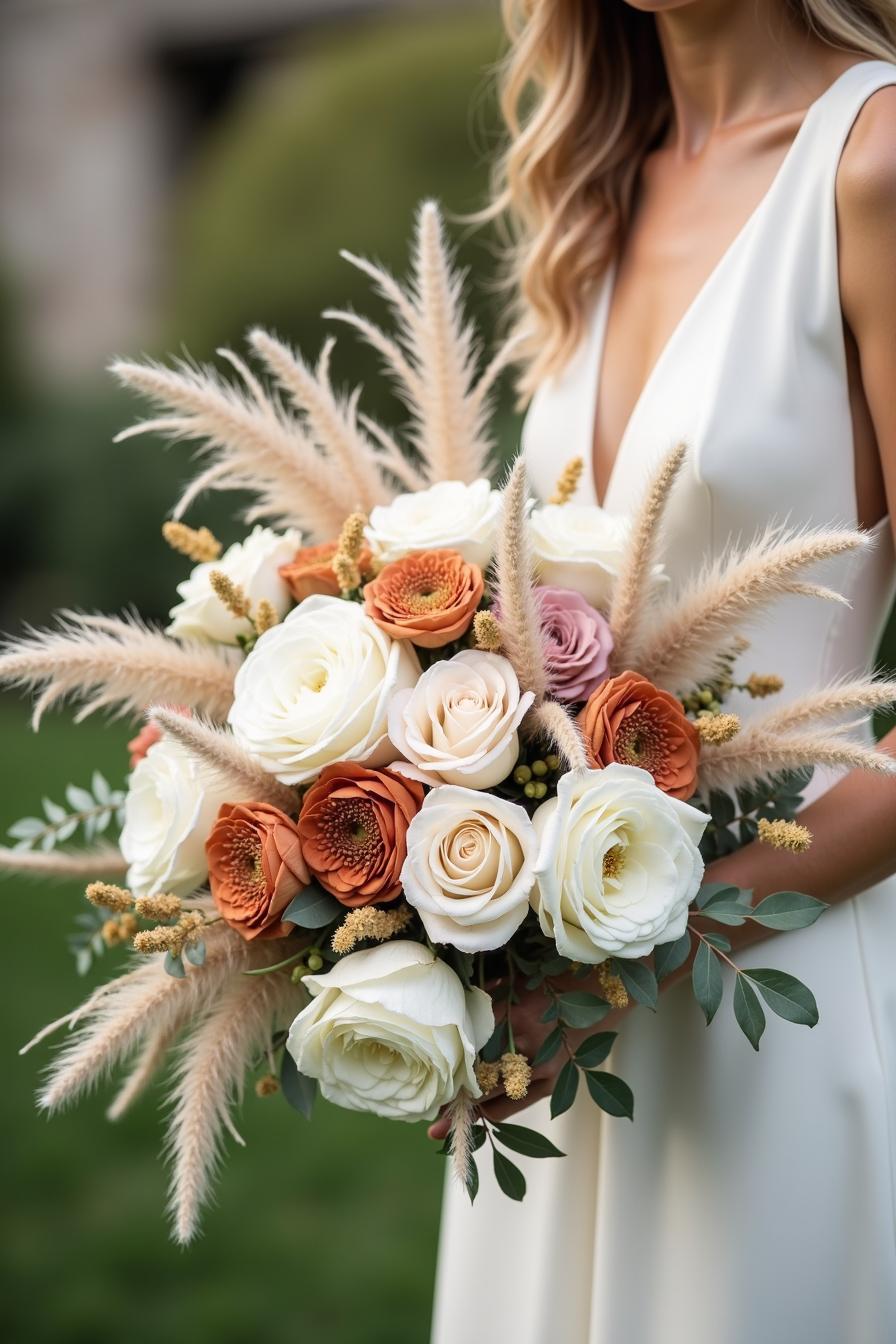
[427,972,631,1141]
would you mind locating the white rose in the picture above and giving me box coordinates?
[531,763,708,963]
[167,525,300,645]
[365,479,502,568]
[120,736,233,898]
[402,786,537,952]
[228,595,419,785]
[388,650,533,790]
[286,941,493,1121]
[529,504,661,609]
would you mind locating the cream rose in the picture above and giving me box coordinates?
[531,763,708,963]
[228,595,419,785]
[286,941,493,1121]
[365,479,502,568]
[120,736,233,898]
[388,650,533,790]
[401,786,537,951]
[167,525,301,645]
[529,504,663,609]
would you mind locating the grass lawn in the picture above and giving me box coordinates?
[0,698,443,1344]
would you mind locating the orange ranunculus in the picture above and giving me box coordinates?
[279,540,374,602]
[298,763,424,906]
[362,549,484,648]
[206,801,309,941]
[576,670,700,800]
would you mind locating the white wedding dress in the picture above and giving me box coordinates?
[432,60,896,1344]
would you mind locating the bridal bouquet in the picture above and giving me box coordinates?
[4,203,894,1242]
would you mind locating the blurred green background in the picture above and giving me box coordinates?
[2,3,895,1341]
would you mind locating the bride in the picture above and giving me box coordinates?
[430,2,896,1342]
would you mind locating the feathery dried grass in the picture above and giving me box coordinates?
[36,924,252,1114]
[530,699,589,772]
[165,966,303,1245]
[326,199,512,485]
[0,611,237,726]
[111,352,362,537]
[106,1023,175,1122]
[0,844,126,879]
[731,679,896,737]
[609,442,687,667]
[446,1089,477,1192]
[698,726,896,793]
[493,458,550,704]
[148,707,299,815]
[634,525,869,692]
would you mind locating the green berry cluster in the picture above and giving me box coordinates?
[512,753,562,801]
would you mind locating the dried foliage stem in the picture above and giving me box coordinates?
[493,458,550,706]
[0,845,127,879]
[698,728,896,793]
[530,698,589,773]
[148,707,299,815]
[446,1088,477,1191]
[106,1024,176,1122]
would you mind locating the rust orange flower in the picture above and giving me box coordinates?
[577,670,700,800]
[279,540,374,602]
[206,801,309,941]
[298,763,424,906]
[363,549,484,648]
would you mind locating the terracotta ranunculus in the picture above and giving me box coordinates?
[298,763,424,906]
[363,549,483,648]
[279,540,374,603]
[576,670,700,800]
[206,801,309,940]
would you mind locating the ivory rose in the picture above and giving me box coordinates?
[388,649,534,790]
[228,596,419,785]
[365,479,503,569]
[401,786,537,951]
[286,941,494,1121]
[120,736,234,898]
[207,801,309,940]
[531,763,708,962]
[167,525,300,644]
[529,504,663,609]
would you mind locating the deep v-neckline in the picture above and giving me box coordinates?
[587,62,869,508]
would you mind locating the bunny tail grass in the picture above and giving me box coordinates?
[529,699,589,772]
[698,727,896,793]
[111,353,364,538]
[165,967,303,1245]
[106,1023,176,1122]
[634,525,870,692]
[728,678,896,737]
[0,844,127,879]
[0,611,238,726]
[493,458,550,704]
[447,1090,477,1192]
[326,200,505,485]
[609,442,688,667]
[148,707,299,816]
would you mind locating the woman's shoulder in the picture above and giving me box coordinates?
[837,79,896,223]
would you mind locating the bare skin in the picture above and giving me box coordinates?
[430,0,896,1141]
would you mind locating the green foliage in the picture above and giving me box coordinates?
[584,1070,634,1120]
[8,770,125,852]
[733,975,765,1050]
[280,1049,317,1119]
[282,883,344,929]
[691,940,723,1024]
[492,1122,565,1160]
[492,1146,526,1201]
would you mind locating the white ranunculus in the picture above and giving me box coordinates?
[402,786,537,952]
[531,763,708,963]
[120,736,233,898]
[228,595,419,786]
[529,504,661,610]
[388,649,534,790]
[286,942,493,1122]
[365,479,503,568]
[167,525,301,645]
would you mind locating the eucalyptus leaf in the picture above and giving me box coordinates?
[184,939,206,967]
[283,883,344,929]
[745,969,819,1026]
[280,1050,316,1119]
[556,991,611,1029]
[749,891,827,931]
[698,902,748,927]
[465,1154,479,1204]
[42,797,67,824]
[492,1148,526,1201]
[615,959,658,1009]
[550,1059,579,1118]
[708,789,736,826]
[480,1019,508,1063]
[164,951,186,979]
[654,931,692,979]
[574,1031,617,1070]
[584,1070,634,1120]
[695,882,742,910]
[531,1026,564,1068]
[493,1122,565,1159]
[691,941,723,1024]
[701,932,732,953]
[733,974,766,1049]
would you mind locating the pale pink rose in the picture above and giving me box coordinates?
[536,586,614,702]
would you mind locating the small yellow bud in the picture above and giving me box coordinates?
[473,611,502,652]
[757,818,812,853]
[134,892,182,922]
[474,1060,501,1094]
[499,1052,532,1101]
[209,569,251,620]
[745,673,784,699]
[306,951,324,973]
[255,1074,280,1098]
[695,712,741,745]
[549,457,584,506]
[85,882,133,913]
[332,513,367,594]
[597,963,629,1009]
[253,598,279,636]
[162,520,222,563]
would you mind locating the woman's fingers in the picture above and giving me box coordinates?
[477,1078,552,1124]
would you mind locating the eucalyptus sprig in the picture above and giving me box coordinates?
[7,771,125,853]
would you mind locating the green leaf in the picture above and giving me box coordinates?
[164,951,185,979]
[493,1122,565,1159]
[492,1148,526,1201]
[615,959,658,1009]
[708,789,736,826]
[279,1050,316,1119]
[749,891,827,931]
[701,932,731,953]
[540,998,560,1023]
[654,931,692,979]
[556,991,611,1029]
[550,1058,579,1118]
[531,1026,563,1067]
[745,969,819,1026]
[465,1154,479,1204]
[695,882,743,910]
[574,1031,616,1070]
[691,941,723,1024]
[283,882,344,929]
[184,939,206,967]
[480,1018,508,1063]
[470,1125,487,1151]
[733,974,766,1050]
[584,1070,634,1119]
[698,902,748,927]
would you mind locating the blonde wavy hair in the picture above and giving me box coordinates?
[488,0,896,400]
